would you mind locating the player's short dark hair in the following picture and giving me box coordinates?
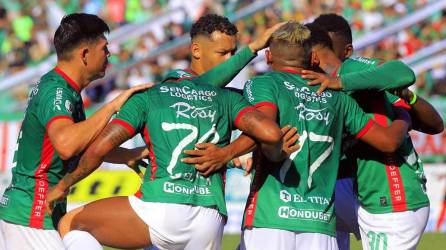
[0,7,6,19]
[190,14,238,39]
[54,13,110,60]
[313,13,352,44]
[305,23,334,50]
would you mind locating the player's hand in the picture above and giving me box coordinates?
[232,154,253,176]
[45,184,69,216]
[281,125,300,155]
[302,70,342,94]
[248,22,287,53]
[392,88,413,103]
[126,147,149,179]
[110,83,154,113]
[182,143,232,177]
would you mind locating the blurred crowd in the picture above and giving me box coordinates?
[1,0,446,113]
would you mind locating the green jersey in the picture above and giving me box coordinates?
[0,68,85,229]
[339,57,429,213]
[241,70,373,236]
[163,46,256,87]
[113,78,252,216]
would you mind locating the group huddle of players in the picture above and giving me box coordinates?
[0,10,444,250]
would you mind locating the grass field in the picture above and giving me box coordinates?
[105,232,446,249]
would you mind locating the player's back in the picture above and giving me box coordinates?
[114,77,251,216]
[242,70,372,236]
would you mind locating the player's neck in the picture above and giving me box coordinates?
[190,60,205,76]
[318,50,342,76]
[55,62,87,90]
[271,64,304,73]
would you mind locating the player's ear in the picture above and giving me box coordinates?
[191,41,201,60]
[344,43,353,58]
[265,49,273,64]
[310,50,320,67]
[80,46,89,66]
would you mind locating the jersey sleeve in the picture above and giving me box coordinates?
[112,92,148,135]
[338,93,374,138]
[385,91,411,110]
[341,57,415,92]
[225,90,254,128]
[243,75,278,110]
[194,47,256,87]
[37,85,76,127]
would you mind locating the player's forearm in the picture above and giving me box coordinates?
[224,134,257,160]
[410,97,444,134]
[195,47,256,87]
[57,102,117,157]
[103,146,145,164]
[341,60,415,91]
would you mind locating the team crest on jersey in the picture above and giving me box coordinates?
[65,100,73,114]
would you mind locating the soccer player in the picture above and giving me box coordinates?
[237,22,413,250]
[309,13,444,250]
[0,13,151,250]
[45,67,287,249]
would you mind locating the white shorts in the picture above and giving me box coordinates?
[0,220,64,250]
[239,228,338,250]
[358,205,429,250]
[335,178,360,239]
[128,196,224,250]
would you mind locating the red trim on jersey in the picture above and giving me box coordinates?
[111,119,136,136]
[143,126,158,181]
[46,115,73,129]
[279,68,304,75]
[166,76,194,82]
[29,132,55,228]
[253,102,278,110]
[392,98,412,111]
[371,99,408,212]
[135,187,143,199]
[234,106,256,127]
[54,67,81,93]
[244,154,266,228]
[183,68,198,76]
[355,119,374,139]
[244,191,259,227]
[1,123,8,173]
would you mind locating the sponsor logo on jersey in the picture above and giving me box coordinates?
[163,182,211,195]
[278,206,330,221]
[283,81,332,103]
[244,80,254,102]
[65,100,73,114]
[159,85,217,102]
[0,195,9,206]
[170,102,216,122]
[176,70,193,78]
[295,103,331,125]
[380,196,388,206]
[280,190,305,203]
[350,56,377,65]
[53,87,64,111]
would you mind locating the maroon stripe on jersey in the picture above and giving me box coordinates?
[143,126,158,181]
[29,132,54,228]
[46,115,73,129]
[111,119,136,136]
[355,119,374,139]
[54,67,81,93]
[279,68,304,75]
[371,99,408,212]
[234,106,256,127]
[135,187,143,199]
[183,68,198,76]
[244,153,267,228]
[166,76,194,82]
[392,98,411,111]
[0,123,8,173]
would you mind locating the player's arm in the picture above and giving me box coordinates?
[303,60,415,94]
[48,123,133,208]
[47,84,152,160]
[194,22,285,87]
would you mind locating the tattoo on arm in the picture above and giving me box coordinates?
[62,123,132,188]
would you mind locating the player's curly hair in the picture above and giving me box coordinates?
[190,14,238,39]
[312,13,352,44]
